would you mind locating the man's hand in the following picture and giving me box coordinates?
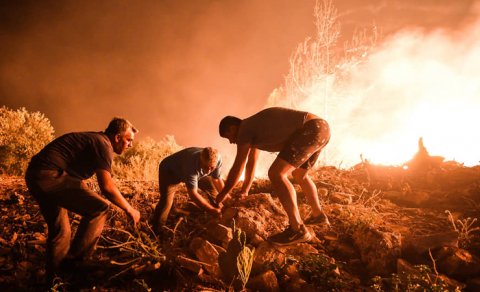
[208,206,222,219]
[236,191,249,199]
[96,169,141,226]
[216,192,232,205]
[126,207,141,226]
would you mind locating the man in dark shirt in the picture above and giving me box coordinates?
[216,107,330,245]
[152,147,223,234]
[25,117,141,284]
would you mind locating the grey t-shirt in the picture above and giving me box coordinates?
[236,107,308,152]
[159,147,222,189]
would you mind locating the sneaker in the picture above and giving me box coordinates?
[304,211,330,226]
[269,224,312,246]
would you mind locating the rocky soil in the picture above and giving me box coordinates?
[1,158,480,291]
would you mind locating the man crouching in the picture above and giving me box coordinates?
[152,147,223,235]
[25,117,141,285]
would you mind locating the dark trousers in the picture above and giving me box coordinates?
[25,167,109,281]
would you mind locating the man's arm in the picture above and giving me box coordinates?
[187,187,221,214]
[238,147,260,197]
[96,169,140,225]
[216,143,251,204]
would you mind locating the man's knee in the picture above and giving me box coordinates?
[86,200,109,219]
[268,165,286,182]
[292,169,309,182]
[269,158,293,181]
[95,202,109,217]
[49,224,71,245]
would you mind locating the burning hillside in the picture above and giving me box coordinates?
[1,143,479,290]
[1,0,480,291]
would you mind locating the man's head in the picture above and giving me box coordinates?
[105,117,138,154]
[219,116,241,144]
[200,147,219,174]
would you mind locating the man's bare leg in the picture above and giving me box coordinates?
[292,168,323,217]
[268,157,302,230]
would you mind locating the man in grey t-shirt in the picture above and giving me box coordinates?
[152,147,224,235]
[216,107,330,245]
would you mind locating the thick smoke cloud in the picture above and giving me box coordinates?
[0,0,314,147]
[295,3,480,167]
[343,14,480,166]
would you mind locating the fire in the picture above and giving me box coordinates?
[282,25,480,168]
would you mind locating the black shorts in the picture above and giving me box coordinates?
[278,119,330,169]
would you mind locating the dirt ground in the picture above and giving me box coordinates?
[1,160,480,291]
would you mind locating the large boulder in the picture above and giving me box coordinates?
[246,270,280,292]
[353,226,401,276]
[202,222,233,249]
[402,231,458,261]
[252,241,318,275]
[435,246,480,279]
[189,237,220,276]
[221,193,288,243]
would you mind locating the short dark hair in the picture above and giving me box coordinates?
[105,117,138,136]
[219,116,241,136]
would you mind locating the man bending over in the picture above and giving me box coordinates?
[216,107,330,245]
[152,147,223,234]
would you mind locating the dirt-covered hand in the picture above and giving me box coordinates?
[127,207,141,226]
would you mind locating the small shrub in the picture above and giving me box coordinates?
[113,135,182,181]
[371,265,461,292]
[336,204,379,237]
[0,106,54,175]
[298,253,352,290]
[445,210,480,249]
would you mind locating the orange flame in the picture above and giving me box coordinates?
[277,22,480,168]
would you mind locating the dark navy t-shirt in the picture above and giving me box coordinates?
[29,132,113,179]
[160,147,222,189]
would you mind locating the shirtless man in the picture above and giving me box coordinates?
[216,107,330,245]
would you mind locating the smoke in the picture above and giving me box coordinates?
[0,0,314,153]
[2,0,479,177]
[287,6,480,167]
[0,0,320,181]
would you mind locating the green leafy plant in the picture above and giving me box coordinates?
[371,264,461,292]
[218,220,255,290]
[0,106,54,175]
[297,253,350,290]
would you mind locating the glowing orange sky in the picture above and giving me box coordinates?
[1,0,478,169]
